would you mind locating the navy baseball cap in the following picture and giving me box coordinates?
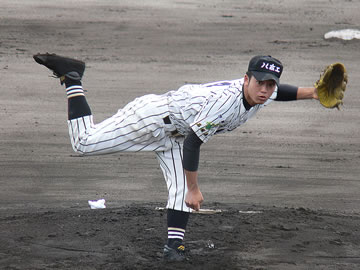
[247,55,283,86]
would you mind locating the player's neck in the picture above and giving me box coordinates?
[242,85,254,110]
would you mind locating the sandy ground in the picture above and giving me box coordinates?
[0,0,360,269]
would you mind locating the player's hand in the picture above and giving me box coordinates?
[185,188,204,211]
[313,87,319,100]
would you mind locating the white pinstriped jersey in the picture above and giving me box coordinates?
[67,78,277,212]
[68,78,278,156]
[168,78,278,143]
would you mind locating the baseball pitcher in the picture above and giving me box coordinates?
[33,53,346,261]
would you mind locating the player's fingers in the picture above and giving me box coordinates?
[185,200,199,211]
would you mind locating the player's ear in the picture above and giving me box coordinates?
[244,74,250,86]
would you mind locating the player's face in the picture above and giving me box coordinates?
[244,75,276,106]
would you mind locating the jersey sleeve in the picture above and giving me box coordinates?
[183,131,203,171]
[276,84,298,101]
[190,89,237,143]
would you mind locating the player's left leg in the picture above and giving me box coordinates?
[156,141,191,261]
[34,53,173,156]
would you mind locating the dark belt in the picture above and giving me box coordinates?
[163,116,182,137]
[163,115,171,124]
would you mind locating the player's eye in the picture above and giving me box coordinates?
[268,82,275,88]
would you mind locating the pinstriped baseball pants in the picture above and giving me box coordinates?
[67,94,191,212]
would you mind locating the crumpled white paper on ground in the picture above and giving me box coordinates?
[88,199,106,209]
[324,29,360,40]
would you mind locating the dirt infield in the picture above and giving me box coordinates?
[1,0,360,269]
[2,203,360,269]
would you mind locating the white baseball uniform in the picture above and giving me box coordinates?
[67,78,277,212]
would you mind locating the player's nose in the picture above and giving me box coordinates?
[259,84,268,93]
[262,82,274,94]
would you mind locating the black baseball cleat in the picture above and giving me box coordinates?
[163,240,186,262]
[33,53,85,83]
